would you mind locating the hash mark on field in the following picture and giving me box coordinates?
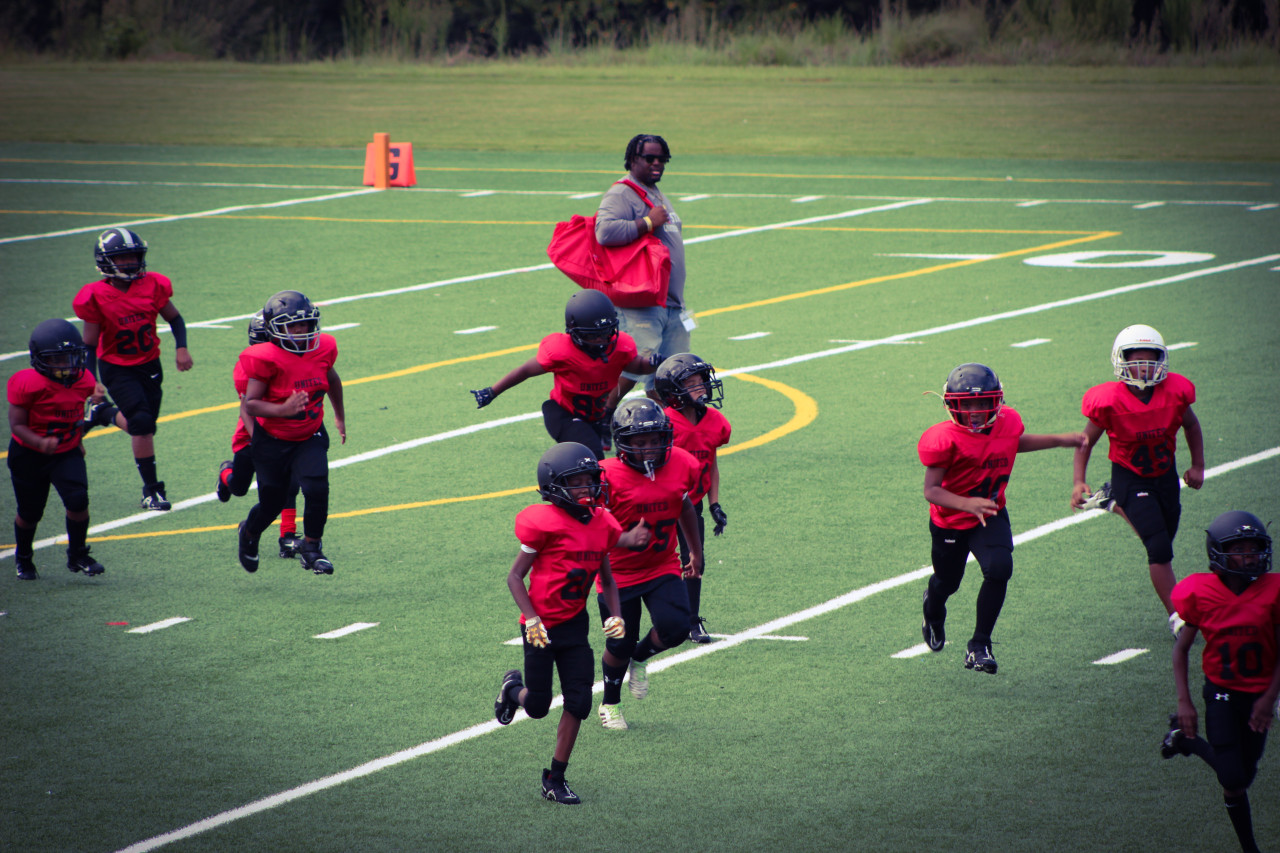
[127,617,192,634]
[460,191,495,197]
[1166,342,1197,351]
[1011,338,1051,348]
[455,326,497,335]
[1248,203,1278,211]
[679,194,710,202]
[1093,648,1149,665]
[792,196,823,203]
[315,623,379,639]
[568,193,600,200]
[893,643,940,658]
[730,332,771,340]
[1017,200,1047,207]
[1134,201,1165,209]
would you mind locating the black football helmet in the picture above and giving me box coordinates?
[262,290,321,353]
[94,227,148,283]
[537,442,607,519]
[1206,510,1272,581]
[247,311,270,346]
[564,290,619,361]
[943,363,1003,433]
[655,353,723,410]
[612,398,673,476]
[29,319,88,387]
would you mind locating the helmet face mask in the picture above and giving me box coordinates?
[564,291,619,361]
[94,228,148,284]
[655,353,723,410]
[612,399,673,477]
[1111,324,1168,389]
[943,363,1003,433]
[262,290,321,354]
[537,442,607,519]
[29,319,88,387]
[1206,510,1272,583]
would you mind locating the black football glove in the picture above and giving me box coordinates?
[709,502,728,536]
[647,350,666,370]
[471,387,495,408]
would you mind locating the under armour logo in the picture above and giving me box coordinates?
[1216,693,1230,701]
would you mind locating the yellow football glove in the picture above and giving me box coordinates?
[524,616,549,648]
[603,616,626,639]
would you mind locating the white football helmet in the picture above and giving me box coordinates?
[1111,324,1168,389]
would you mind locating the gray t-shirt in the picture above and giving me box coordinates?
[595,179,685,310]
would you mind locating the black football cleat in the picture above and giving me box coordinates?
[922,590,945,652]
[299,540,334,575]
[67,547,105,576]
[494,669,523,725]
[964,642,998,674]
[141,482,171,511]
[238,521,260,573]
[1160,713,1192,759]
[16,554,39,580]
[689,617,712,644]
[215,460,234,503]
[278,532,303,558]
[540,769,581,805]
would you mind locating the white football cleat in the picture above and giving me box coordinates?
[627,660,649,699]
[1080,482,1115,513]
[598,703,628,730]
[1168,611,1186,639]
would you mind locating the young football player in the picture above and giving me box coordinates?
[7,320,109,579]
[215,312,302,558]
[235,291,345,575]
[1071,324,1205,636]
[1162,510,1279,853]
[918,363,1085,674]
[595,399,703,729]
[469,290,661,459]
[493,442,627,805]
[655,353,732,644]
[72,227,193,511]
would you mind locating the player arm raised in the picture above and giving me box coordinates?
[471,357,548,408]
[923,466,997,527]
[678,495,704,578]
[1181,406,1205,490]
[1071,421,1106,509]
[327,367,346,444]
[158,301,192,372]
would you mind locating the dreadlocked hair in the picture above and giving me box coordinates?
[624,134,671,170]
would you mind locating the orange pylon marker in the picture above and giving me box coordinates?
[362,134,416,188]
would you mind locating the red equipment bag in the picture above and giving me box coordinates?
[546,179,671,308]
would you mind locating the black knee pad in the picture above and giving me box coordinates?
[126,412,157,436]
[656,623,690,649]
[605,636,638,661]
[1142,530,1174,565]
[562,685,592,721]
[62,487,89,514]
[523,689,552,720]
[1215,762,1256,793]
[981,549,1014,583]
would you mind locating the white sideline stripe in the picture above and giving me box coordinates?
[460,190,495,197]
[679,194,710,202]
[114,445,1280,853]
[126,617,192,634]
[0,188,379,245]
[730,332,771,340]
[314,622,379,639]
[1166,341,1197,351]
[1249,203,1278,211]
[6,256,1279,560]
[1017,200,1047,207]
[1011,338,1051,348]
[792,195,823,203]
[1134,201,1165,209]
[879,253,996,260]
[893,643,938,658]
[568,192,600,200]
[455,326,497,334]
[1094,648,1149,665]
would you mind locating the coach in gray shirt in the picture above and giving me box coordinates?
[595,133,690,402]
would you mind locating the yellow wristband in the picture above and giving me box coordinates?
[643,215,653,232]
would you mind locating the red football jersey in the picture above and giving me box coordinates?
[600,446,701,588]
[537,331,638,422]
[72,273,174,367]
[237,335,339,441]
[1173,572,1280,693]
[7,368,95,453]
[917,407,1026,530]
[1081,373,1195,478]
[230,357,251,453]
[514,503,623,628]
[667,405,732,504]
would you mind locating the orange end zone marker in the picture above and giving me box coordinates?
[362,133,416,188]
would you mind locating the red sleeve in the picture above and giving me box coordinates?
[514,506,549,551]
[917,422,955,469]
[72,283,102,324]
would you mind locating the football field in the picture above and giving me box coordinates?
[1,143,1279,852]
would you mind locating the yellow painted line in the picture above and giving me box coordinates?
[696,231,1120,318]
[0,158,1267,187]
[2,375,814,548]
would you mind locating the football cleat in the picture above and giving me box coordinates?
[278,532,303,559]
[598,703,629,730]
[83,400,119,431]
[15,554,39,580]
[1168,611,1187,639]
[540,769,582,805]
[494,669,523,725]
[922,590,945,652]
[689,617,712,644]
[141,482,171,512]
[627,659,649,699]
[299,540,334,575]
[964,642,998,674]
[67,548,105,576]
[1160,713,1191,759]
[215,460,234,503]
[237,521,260,573]
[1080,481,1115,513]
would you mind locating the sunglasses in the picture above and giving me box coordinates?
[640,154,670,165]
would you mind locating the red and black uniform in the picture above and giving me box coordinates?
[1173,572,1280,791]
[72,273,173,436]
[537,332,638,459]
[238,334,338,541]
[598,448,700,653]
[515,503,622,720]
[223,358,301,520]
[1082,373,1195,564]
[668,404,732,616]
[917,407,1025,646]
[7,367,96,524]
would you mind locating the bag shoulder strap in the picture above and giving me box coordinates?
[615,178,656,209]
